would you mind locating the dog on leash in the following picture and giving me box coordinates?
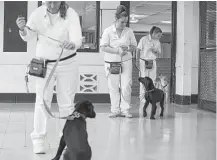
[51,100,96,160]
[138,77,164,119]
[155,74,170,103]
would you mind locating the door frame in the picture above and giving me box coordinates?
[119,1,177,100]
[170,1,177,103]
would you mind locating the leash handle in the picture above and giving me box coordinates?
[24,26,74,120]
[25,26,62,44]
[42,48,74,120]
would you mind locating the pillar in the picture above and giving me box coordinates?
[175,1,199,105]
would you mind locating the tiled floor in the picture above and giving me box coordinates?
[0,101,215,160]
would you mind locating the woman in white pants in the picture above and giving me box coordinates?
[136,26,162,104]
[16,1,82,154]
[100,5,137,118]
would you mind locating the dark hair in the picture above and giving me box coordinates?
[115,5,128,19]
[150,26,162,35]
[59,1,69,19]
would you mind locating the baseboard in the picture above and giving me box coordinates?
[191,94,198,104]
[174,94,198,105]
[174,94,191,105]
[0,93,110,103]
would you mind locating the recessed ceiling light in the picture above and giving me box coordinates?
[130,17,139,23]
[161,20,171,24]
[130,14,148,19]
[130,19,139,23]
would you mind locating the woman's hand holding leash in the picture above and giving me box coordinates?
[60,41,75,50]
[16,15,26,31]
[117,46,127,57]
[151,48,159,55]
[16,15,28,36]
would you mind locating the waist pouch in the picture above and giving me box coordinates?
[144,60,153,69]
[28,53,77,78]
[105,61,122,74]
[28,58,47,78]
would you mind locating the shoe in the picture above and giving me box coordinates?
[121,112,133,118]
[109,112,120,118]
[33,143,45,154]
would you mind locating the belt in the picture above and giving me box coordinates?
[46,52,77,63]
[105,61,121,64]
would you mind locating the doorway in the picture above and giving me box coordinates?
[127,1,176,102]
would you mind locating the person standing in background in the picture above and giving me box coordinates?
[100,5,137,118]
[136,26,162,104]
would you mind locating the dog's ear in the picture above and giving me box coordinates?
[86,101,96,118]
[74,101,83,110]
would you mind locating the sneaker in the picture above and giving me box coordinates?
[33,143,45,154]
[109,112,120,118]
[121,112,133,118]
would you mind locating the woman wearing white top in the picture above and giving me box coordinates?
[101,5,137,118]
[136,26,162,104]
[16,1,82,154]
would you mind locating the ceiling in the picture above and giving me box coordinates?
[66,1,172,31]
[129,1,172,25]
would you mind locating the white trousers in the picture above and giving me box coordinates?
[104,60,132,114]
[139,59,157,102]
[30,57,78,145]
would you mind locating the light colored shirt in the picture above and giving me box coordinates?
[137,34,161,60]
[100,24,137,62]
[19,5,82,60]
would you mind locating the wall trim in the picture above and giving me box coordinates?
[0,93,110,103]
[0,93,198,105]
[174,94,198,105]
[191,94,198,104]
[174,94,191,105]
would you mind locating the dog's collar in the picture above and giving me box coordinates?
[145,88,155,93]
[67,111,86,120]
[162,83,168,89]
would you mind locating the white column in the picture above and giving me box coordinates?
[176,1,199,102]
[191,2,199,95]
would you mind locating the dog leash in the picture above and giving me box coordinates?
[24,26,78,120]
[162,83,168,89]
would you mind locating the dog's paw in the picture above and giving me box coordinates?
[143,111,147,117]
[150,117,155,120]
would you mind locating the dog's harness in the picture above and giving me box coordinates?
[67,111,86,120]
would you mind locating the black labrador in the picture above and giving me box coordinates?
[138,77,164,119]
[51,100,96,160]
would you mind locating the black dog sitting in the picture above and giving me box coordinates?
[51,100,96,160]
[138,77,164,119]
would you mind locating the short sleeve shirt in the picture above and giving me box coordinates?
[100,24,137,62]
[137,34,161,60]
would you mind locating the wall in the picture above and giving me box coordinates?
[0,1,121,103]
[0,1,200,104]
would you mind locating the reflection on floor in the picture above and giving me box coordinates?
[0,101,215,160]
